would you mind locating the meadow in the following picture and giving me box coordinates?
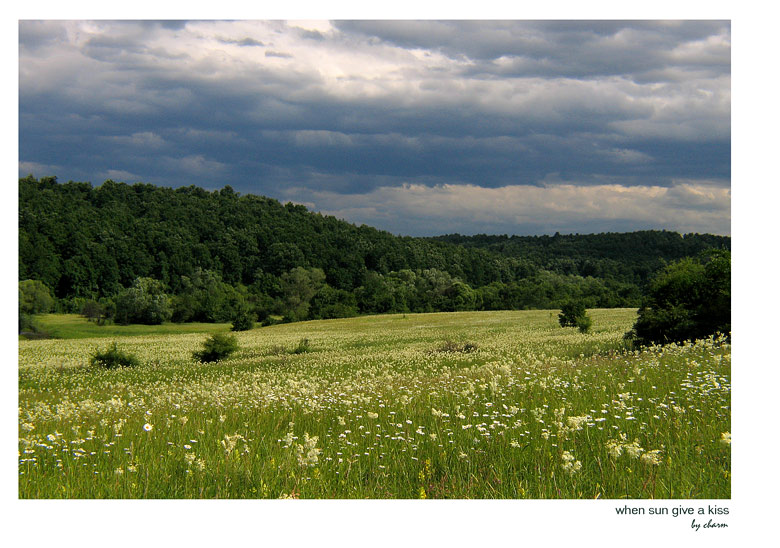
[18,309,730,499]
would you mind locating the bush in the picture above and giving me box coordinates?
[559,300,592,333]
[434,339,478,353]
[630,250,730,345]
[193,333,239,363]
[91,342,140,369]
[291,338,312,354]
[576,314,593,334]
[230,308,255,331]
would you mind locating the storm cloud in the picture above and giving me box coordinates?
[18,20,730,236]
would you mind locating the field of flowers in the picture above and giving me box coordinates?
[18,309,730,499]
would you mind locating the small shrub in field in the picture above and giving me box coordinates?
[434,339,478,353]
[193,333,239,363]
[559,301,592,333]
[291,338,311,354]
[576,314,593,334]
[91,342,140,369]
[266,344,288,356]
[230,309,255,332]
[558,301,586,327]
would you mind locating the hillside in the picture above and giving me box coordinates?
[19,176,730,319]
[431,231,730,286]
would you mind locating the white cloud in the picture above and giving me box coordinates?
[102,169,142,182]
[294,181,731,236]
[19,161,61,176]
[105,132,166,148]
[162,154,227,176]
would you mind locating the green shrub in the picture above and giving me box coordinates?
[291,338,311,354]
[558,301,586,328]
[230,308,255,332]
[559,301,592,333]
[193,333,239,363]
[434,339,478,353]
[576,314,593,334]
[91,342,140,369]
[631,250,730,345]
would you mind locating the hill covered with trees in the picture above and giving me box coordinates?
[19,175,730,325]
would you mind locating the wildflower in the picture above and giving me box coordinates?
[720,432,731,446]
[641,449,663,466]
[561,451,582,475]
[623,440,644,459]
[295,433,321,467]
[567,416,589,430]
[605,439,623,459]
[282,432,295,447]
[143,423,153,432]
[221,433,245,454]
[367,412,379,419]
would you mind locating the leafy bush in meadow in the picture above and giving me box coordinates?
[434,339,478,353]
[193,333,239,362]
[291,338,312,354]
[559,301,592,333]
[90,342,140,369]
[630,250,730,345]
[230,307,255,332]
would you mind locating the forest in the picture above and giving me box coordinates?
[18,175,731,327]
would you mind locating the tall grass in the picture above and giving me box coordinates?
[18,309,730,499]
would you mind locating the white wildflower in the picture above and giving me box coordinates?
[561,450,582,475]
[641,449,663,466]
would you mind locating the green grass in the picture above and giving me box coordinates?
[18,309,730,499]
[26,314,230,339]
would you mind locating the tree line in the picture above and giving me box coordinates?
[19,176,730,328]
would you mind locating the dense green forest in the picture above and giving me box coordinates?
[18,175,730,326]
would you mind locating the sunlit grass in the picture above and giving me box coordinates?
[18,309,730,499]
[28,314,230,339]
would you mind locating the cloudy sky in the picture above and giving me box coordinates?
[18,19,731,236]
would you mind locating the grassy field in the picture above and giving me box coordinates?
[25,313,231,339]
[18,309,730,499]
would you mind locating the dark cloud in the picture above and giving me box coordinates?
[335,20,730,80]
[265,50,293,58]
[18,20,730,235]
[219,37,265,47]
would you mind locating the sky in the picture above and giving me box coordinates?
[18,19,731,236]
